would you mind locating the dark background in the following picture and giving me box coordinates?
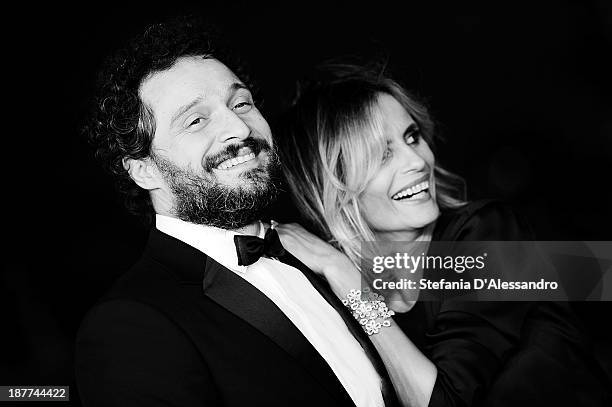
[4,1,612,405]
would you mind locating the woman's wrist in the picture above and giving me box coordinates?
[322,257,363,298]
[343,288,395,335]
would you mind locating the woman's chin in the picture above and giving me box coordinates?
[404,201,440,229]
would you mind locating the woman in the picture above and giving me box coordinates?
[274,64,610,406]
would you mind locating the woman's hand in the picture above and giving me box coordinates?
[274,222,361,297]
[276,223,434,407]
[275,222,416,313]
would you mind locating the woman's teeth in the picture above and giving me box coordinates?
[392,181,430,201]
[216,152,256,170]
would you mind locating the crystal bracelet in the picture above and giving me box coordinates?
[342,287,395,335]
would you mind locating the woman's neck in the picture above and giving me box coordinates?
[374,222,436,243]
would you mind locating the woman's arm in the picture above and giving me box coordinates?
[276,222,437,407]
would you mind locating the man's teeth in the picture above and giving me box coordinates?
[216,153,256,170]
[392,181,429,200]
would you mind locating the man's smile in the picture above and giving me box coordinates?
[214,146,259,170]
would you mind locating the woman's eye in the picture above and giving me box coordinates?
[233,101,253,112]
[404,129,421,145]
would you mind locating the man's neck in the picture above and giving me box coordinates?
[230,222,261,237]
[154,213,262,237]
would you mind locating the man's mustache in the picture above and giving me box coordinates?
[203,137,272,172]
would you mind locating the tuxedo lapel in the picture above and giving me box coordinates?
[278,251,400,407]
[201,256,354,406]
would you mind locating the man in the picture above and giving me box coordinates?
[75,18,397,407]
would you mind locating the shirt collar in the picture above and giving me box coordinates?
[155,214,265,273]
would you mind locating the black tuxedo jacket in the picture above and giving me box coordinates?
[75,228,399,407]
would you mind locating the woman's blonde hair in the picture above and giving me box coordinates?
[277,63,466,265]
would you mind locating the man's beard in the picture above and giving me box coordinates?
[152,137,281,229]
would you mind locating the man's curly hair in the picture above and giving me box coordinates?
[84,16,252,226]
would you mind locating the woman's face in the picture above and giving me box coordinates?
[359,93,439,240]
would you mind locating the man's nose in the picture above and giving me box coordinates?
[216,108,251,143]
[397,144,426,174]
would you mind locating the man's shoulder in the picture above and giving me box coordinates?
[101,227,208,302]
[76,252,209,362]
[106,255,178,299]
[78,256,182,331]
[81,224,215,334]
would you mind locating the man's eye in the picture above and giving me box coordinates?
[233,101,253,112]
[189,118,204,127]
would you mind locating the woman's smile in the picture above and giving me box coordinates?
[391,174,431,202]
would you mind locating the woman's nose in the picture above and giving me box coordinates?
[397,144,426,174]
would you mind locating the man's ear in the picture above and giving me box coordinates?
[123,157,162,190]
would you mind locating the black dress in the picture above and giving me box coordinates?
[393,200,611,407]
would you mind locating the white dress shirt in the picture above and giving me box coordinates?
[156,215,384,407]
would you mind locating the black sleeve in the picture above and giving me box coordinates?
[440,200,534,242]
[427,201,534,407]
[75,299,222,407]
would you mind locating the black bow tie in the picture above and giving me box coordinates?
[234,227,286,266]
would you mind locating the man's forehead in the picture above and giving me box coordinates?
[139,56,242,110]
